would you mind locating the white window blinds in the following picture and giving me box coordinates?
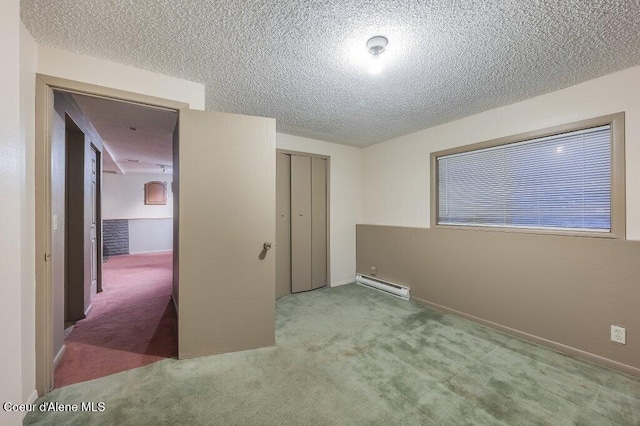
[437,125,612,232]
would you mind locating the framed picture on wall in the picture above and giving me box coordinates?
[144,181,168,205]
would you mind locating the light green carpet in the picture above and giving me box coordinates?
[25,284,640,425]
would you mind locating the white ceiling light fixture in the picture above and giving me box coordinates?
[366,36,388,75]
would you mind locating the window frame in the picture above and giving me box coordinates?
[430,113,626,238]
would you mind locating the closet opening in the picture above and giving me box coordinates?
[276,150,330,298]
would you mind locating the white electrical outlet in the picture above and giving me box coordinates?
[611,325,626,344]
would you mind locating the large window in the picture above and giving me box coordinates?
[431,114,625,237]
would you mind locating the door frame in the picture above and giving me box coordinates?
[35,74,188,395]
[275,149,331,293]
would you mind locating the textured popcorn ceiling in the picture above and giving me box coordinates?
[72,93,177,174]
[22,0,640,146]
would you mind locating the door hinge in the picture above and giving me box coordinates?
[44,253,51,262]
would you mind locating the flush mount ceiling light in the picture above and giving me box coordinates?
[367,36,388,56]
[366,36,388,75]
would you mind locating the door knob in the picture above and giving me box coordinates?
[263,242,272,250]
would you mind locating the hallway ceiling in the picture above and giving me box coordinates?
[22,0,640,147]
[71,93,177,174]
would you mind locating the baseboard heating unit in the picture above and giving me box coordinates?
[355,274,410,300]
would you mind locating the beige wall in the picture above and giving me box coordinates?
[37,45,205,110]
[1,33,207,417]
[359,66,640,376]
[19,22,38,409]
[1,6,38,424]
[357,225,640,375]
[362,65,640,240]
[102,173,174,220]
[276,133,363,286]
[0,1,24,421]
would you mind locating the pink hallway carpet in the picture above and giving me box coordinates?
[54,252,177,388]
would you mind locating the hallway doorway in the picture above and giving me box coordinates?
[48,87,180,389]
[36,76,186,395]
[36,75,278,397]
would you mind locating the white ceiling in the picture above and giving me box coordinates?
[71,93,177,174]
[22,1,640,147]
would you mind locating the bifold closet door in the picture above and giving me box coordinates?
[311,157,327,289]
[276,152,291,299]
[291,155,313,293]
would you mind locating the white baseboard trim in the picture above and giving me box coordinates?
[53,344,66,369]
[128,249,173,255]
[125,217,173,221]
[26,389,38,405]
[17,390,39,424]
[413,296,640,378]
[330,278,355,287]
[84,304,92,317]
[172,293,178,313]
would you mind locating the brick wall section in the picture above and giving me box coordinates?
[103,219,129,256]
